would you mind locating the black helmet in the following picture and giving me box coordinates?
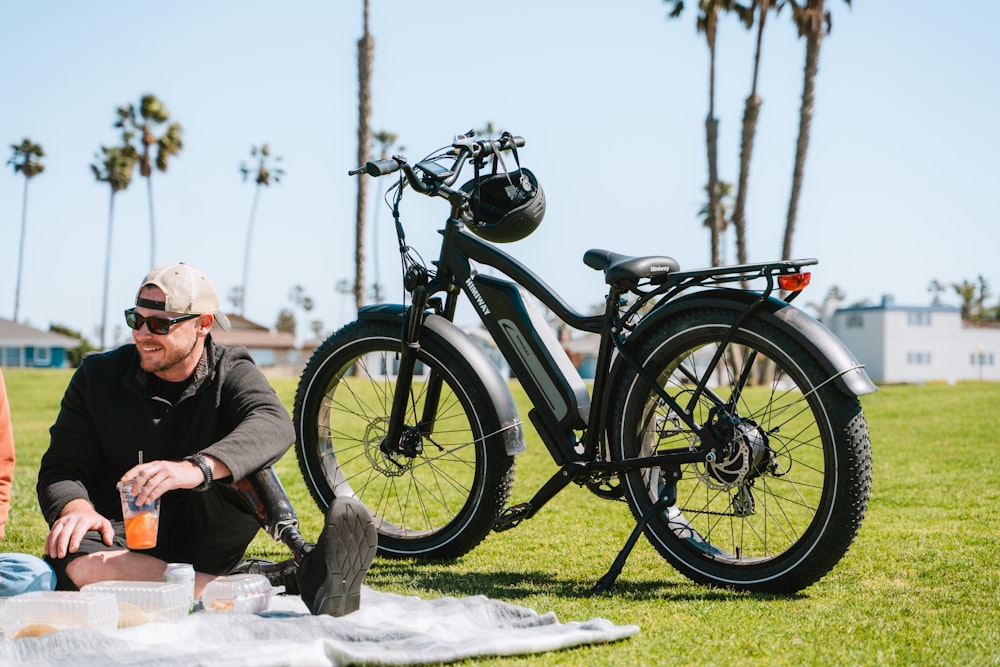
[460,168,545,243]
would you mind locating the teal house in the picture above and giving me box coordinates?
[0,318,81,368]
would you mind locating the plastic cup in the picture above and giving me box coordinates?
[117,481,160,549]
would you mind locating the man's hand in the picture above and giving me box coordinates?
[121,460,209,505]
[45,499,114,559]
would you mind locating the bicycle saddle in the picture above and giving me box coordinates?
[583,249,681,285]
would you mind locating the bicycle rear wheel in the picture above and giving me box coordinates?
[293,319,515,559]
[610,308,872,593]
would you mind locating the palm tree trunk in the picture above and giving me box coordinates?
[241,183,262,317]
[705,37,723,268]
[706,115,723,267]
[732,95,760,268]
[354,0,373,312]
[783,2,823,261]
[146,175,157,268]
[371,192,383,304]
[732,0,769,271]
[13,178,30,322]
[101,192,117,350]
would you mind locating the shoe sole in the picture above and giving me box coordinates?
[312,496,377,616]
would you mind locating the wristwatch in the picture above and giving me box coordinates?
[184,453,213,492]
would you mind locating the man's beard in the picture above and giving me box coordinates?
[140,335,199,377]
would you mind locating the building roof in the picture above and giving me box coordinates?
[0,317,81,348]
[209,314,296,350]
[834,295,962,314]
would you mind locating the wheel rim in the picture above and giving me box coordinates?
[625,328,834,570]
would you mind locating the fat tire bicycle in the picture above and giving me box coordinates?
[293,131,874,594]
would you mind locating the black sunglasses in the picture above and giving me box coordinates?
[124,308,200,335]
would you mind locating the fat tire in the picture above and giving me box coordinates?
[611,307,872,594]
[293,319,515,560]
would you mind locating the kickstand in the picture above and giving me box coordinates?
[593,477,677,593]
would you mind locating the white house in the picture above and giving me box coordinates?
[828,296,1000,384]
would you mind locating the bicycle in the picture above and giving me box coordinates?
[293,130,875,594]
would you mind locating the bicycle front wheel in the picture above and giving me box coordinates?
[293,319,515,560]
[610,307,872,594]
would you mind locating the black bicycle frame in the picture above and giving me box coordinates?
[385,211,750,482]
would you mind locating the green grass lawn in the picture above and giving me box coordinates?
[4,368,999,665]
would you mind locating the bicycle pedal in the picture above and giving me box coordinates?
[494,502,532,532]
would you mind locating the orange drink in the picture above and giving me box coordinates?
[117,480,160,549]
[124,511,159,549]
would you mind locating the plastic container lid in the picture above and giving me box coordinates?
[81,580,190,626]
[1,591,119,638]
[201,573,282,613]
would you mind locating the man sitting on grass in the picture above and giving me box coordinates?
[37,262,377,616]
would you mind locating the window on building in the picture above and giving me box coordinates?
[32,346,51,366]
[846,314,864,328]
[907,351,932,365]
[907,312,931,326]
[970,352,996,367]
[1,347,24,367]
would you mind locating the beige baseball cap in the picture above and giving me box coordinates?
[135,262,232,331]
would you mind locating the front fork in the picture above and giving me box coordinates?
[382,284,455,455]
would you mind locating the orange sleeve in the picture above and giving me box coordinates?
[0,370,14,539]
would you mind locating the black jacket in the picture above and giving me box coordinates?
[37,337,294,527]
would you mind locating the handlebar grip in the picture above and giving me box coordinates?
[349,159,401,177]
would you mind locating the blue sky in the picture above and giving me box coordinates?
[2,1,998,344]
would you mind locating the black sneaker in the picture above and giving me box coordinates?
[229,557,300,595]
[304,496,377,616]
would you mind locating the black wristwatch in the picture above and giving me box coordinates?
[184,453,213,492]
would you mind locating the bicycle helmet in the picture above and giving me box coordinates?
[460,168,545,243]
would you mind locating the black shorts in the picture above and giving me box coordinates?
[46,485,261,590]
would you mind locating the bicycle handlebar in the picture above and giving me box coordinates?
[347,131,526,196]
[348,158,402,177]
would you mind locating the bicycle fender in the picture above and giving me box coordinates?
[358,304,526,455]
[620,290,877,397]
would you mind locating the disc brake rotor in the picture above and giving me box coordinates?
[364,418,413,477]
[693,419,772,491]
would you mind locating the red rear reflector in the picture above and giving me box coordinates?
[778,272,811,292]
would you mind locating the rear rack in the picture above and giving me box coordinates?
[660,258,818,288]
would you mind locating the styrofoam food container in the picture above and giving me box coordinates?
[2,591,119,638]
[201,573,282,613]
[81,580,189,625]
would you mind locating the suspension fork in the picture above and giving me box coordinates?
[384,285,431,450]
[384,278,463,449]
[409,213,470,438]
[415,283,462,436]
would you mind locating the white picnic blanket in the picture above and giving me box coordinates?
[0,586,639,666]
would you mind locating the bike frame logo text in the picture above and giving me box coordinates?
[465,277,491,315]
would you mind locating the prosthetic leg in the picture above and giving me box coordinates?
[231,466,311,563]
[230,466,377,615]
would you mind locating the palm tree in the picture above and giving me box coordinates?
[781,0,850,261]
[666,1,748,266]
[928,279,947,306]
[952,279,976,320]
[371,130,402,303]
[698,180,733,263]
[276,285,315,337]
[354,0,374,312]
[731,0,776,269]
[7,138,45,322]
[91,145,137,349]
[115,94,183,267]
[238,144,284,316]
